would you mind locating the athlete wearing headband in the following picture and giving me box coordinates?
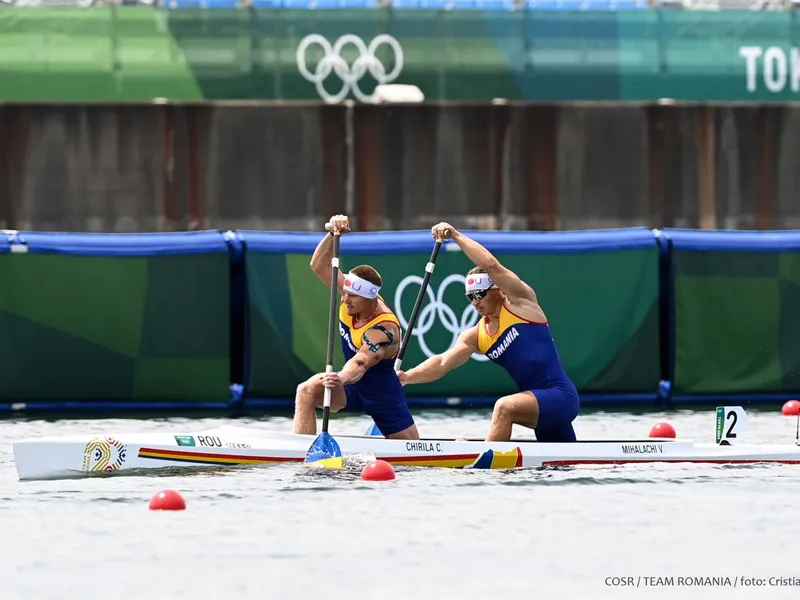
[292,214,420,441]
[463,273,495,303]
[398,222,580,444]
[342,271,380,300]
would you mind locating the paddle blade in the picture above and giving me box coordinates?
[307,456,344,469]
[304,431,343,468]
[364,422,383,437]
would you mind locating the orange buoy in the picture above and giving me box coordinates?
[361,459,396,481]
[649,422,676,439]
[149,489,186,511]
[782,400,800,416]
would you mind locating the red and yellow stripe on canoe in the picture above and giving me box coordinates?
[137,445,524,470]
[138,447,302,466]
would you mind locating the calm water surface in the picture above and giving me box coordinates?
[2,408,800,600]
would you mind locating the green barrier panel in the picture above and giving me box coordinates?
[243,251,335,399]
[0,6,797,102]
[0,232,232,403]
[243,229,661,400]
[667,230,800,398]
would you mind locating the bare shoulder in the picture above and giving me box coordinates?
[504,293,548,323]
[457,323,480,349]
[368,319,400,343]
[379,298,395,314]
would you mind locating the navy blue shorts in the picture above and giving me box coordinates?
[342,384,415,437]
[532,385,580,443]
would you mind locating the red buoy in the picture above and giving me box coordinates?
[649,422,676,439]
[782,400,800,416]
[149,489,186,511]
[361,459,396,481]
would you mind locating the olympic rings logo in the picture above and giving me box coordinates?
[394,274,488,362]
[296,34,404,104]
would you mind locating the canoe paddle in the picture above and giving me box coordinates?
[395,238,444,372]
[304,224,344,469]
[364,236,447,438]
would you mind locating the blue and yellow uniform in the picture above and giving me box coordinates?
[477,304,579,442]
[339,301,415,436]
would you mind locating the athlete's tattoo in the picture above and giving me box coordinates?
[362,324,395,353]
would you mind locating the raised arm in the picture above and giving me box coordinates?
[399,326,479,385]
[431,222,535,303]
[310,214,351,292]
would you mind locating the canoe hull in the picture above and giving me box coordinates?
[12,424,800,481]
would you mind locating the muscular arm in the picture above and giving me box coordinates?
[338,322,400,385]
[451,231,535,303]
[402,327,478,385]
[309,234,345,293]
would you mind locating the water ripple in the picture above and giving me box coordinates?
[89,497,140,504]
[2,409,800,600]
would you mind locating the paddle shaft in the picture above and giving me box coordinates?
[321,229,341,433]
[395,238,444,372]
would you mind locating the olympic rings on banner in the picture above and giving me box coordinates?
[296,34,404,104]
[394,273,488,362]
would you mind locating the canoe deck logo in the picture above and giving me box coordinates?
[82,436,127,473]
[296,34,404,104]
[469,447,523,469]
[394,273,487,362]
[175,435,196,447]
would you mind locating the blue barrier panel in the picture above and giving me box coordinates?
[663,228,800,406]
[0,230,234,409]
[7,230,229,255]
[239,227,659,254]
[239,227,665,409]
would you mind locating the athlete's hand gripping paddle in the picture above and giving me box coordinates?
[394,237,445,372]
[304,223,344,468]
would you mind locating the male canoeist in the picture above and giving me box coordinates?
[397,222,580,442]
[293,214,420,440]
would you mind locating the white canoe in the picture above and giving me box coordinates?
[11,406,800,481]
